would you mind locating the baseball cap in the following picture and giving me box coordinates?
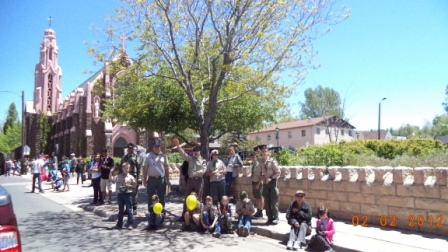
[192,146,201,152]
[127,143,135,148]
[295,190,306,196]
[211,150,219,155]
[154,140,162,146]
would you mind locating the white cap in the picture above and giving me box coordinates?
[211,150,219,155]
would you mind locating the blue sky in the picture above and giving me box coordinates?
[0,0,447,131]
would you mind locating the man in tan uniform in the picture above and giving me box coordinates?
[260,145,280,224]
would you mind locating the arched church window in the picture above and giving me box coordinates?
[49,47,53,60]
[47,74,53,111]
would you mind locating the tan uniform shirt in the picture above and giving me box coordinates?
[251,161,262,183]
[260,157,279,179]
[178,147,206,178]
[143,152,169,177]
[206,159,226,182]
[112,173,137,193]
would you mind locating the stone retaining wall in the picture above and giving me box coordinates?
[231,166,448,236]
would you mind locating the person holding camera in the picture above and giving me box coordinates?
[285,190,312,250]
[111,162,137,230]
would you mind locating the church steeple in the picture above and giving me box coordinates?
[33,18,62,114]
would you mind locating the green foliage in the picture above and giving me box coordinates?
[0,122,22,156]
[37,113,51,154]
[167,153,183,164]
[3,103,19,134]
[276,148,300,166]
[298,139,446,166]
[299,85,342,119]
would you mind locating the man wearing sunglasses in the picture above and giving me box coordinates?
[285,190,312,250]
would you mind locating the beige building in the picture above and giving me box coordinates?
[249,116,356,148]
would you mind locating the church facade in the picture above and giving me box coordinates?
[24,27,151,158]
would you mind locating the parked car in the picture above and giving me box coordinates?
[0,184,21,252]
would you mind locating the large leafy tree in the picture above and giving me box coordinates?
[443,83,448,113]
[299,85,346,142]
[92,0,349,157]
[3,103,18,134]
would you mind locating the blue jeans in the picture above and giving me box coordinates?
[225,172,233,196]
[117,193,133,227]
[32,173,43,192]
[238,215,252,232]
[146,212,164,227]
[202,211,221,233]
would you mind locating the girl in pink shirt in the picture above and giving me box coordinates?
[308,206,335,252]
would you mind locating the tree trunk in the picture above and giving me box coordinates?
[199,127,210,161]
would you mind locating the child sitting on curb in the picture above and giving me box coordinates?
[235,191,255,237]
[145,194,166,231]
[218,196,233,234]
[181,192,202,231]
[201,195,221,238]
[306,206,335,252]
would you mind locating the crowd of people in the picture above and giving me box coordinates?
[15,139,334,251]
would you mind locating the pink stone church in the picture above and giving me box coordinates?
[24,27,151,158]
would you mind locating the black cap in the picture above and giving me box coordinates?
[249,151,257,157]
[154,140,162,146]
[240,191,248,201]
[102,148,109,152]
[127,143,135,148]
[192,146,201,152]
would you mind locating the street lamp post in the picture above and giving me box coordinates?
[378,97,386,140]
[275,126,280,146]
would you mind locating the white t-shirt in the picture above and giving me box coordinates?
[226,156,235,172]
[32,159,44,174]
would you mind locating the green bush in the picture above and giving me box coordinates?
[168,152,183,163]
[276,148,300,166]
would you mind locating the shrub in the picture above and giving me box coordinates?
[168,152,183,163]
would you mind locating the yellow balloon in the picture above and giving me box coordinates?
[186,195,198,211]
[153,203,163,215]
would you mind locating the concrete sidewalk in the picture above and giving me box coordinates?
[26,175,448,252]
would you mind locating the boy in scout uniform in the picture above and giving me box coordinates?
[250,151,264,218]
[259,145,280,224]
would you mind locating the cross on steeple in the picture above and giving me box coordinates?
[119,33,126,52]
[48,16,52,27]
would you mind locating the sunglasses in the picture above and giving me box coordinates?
[296,195,304,198]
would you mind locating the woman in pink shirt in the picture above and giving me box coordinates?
[307,206,335,252]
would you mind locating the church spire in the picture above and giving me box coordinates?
[119,33,126,52]
[48,16,52,28]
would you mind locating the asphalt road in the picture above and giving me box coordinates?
[1,176,289,252]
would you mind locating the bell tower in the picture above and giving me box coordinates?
[33,17,62,114]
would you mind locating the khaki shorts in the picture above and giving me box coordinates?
[100,178,112,192]
[252,181,263,199]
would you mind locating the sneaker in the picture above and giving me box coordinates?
[265,219,273,225]
[113,225,122,229]
[128,226,133,230]
[286,241,294,250]
[181,225,192,231]
[243,226,249,237]
[212,232,221,238]
[39,190,45,194]
[204,229,210,234]
[271,218,280,224]
[90,202,97,205]
[292,241,299,250]
[238,226,244,236]
[252,210,263,218]
[133,210,137,215]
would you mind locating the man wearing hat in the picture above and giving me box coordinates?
[173,138,206,214]
[121,143,143,214]
[285,190,312,250]
[205,149,226,205]
[250,151,264,218]
[142,140,170,211]
[260,145,280,224]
